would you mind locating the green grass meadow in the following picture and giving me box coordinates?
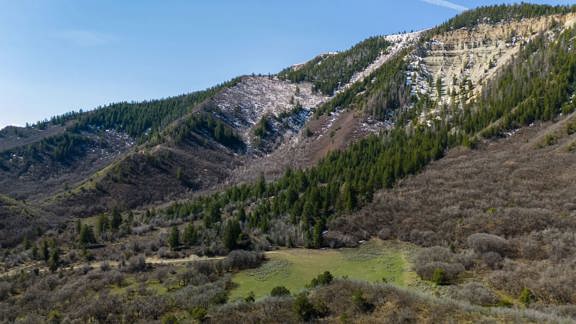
[230,240,414,300]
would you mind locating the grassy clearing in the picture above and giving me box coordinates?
[230,240,415,300]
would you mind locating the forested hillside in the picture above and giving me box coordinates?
[433,3,575,33]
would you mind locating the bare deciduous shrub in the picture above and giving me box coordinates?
[105,270,125,287]
[124,254,147,273]
[389,307,417,323]
[222,250,264,271]
[155,267,169,284]
[100,261,111,272]
[132,225,152,236]
[79,263,92,275]
[489,265,534,297]
[414,246,465,283]
[323,231,358,248]
[157,247,175,259]
[482,252,503,269]
[455,251,476,270]
[377,228,392,240]
[537,305,576,319]
[534,261,576,304]
[171,280,228,310]
[409,230,439,247]
[467,233,510,256]
[450,282,499,306]
[193,261,216,276]
[127,240,144,254]
[513,235,547,260]
[549,236,576,263]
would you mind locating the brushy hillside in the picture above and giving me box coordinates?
[212,280,571,323]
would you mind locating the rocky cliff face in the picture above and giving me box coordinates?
[408,13,576,117]
[211,76,327,153]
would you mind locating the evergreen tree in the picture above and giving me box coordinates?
[237,208,247,222]
[110,207,122,231]
[182,223,197,247]
[48,247,60,272]
[23,237,31,250]
[79,224,97,247]
[97,214,110,236]
[223,219,242,250]
[127,211,134,226]
[255,173,266,197]
[31,244,38,260]
[41,240,49,262]
[203,203,221,228]
[169,226,180,250]
[312,222,323,248]
[339,182,356,212]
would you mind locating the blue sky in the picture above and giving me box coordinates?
[0,0,574,128]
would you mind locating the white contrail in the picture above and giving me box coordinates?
[421,0,469,12]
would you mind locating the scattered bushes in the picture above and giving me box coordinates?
[210,279,567,323]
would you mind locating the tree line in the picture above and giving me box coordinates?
[432,3,576,35]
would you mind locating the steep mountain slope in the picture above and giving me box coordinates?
[4,4,576,323]
[231,33,422,183]
[147,4,576,257]
[210,76,327,153]
[0,34,407,234]
[5,4,575,231]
